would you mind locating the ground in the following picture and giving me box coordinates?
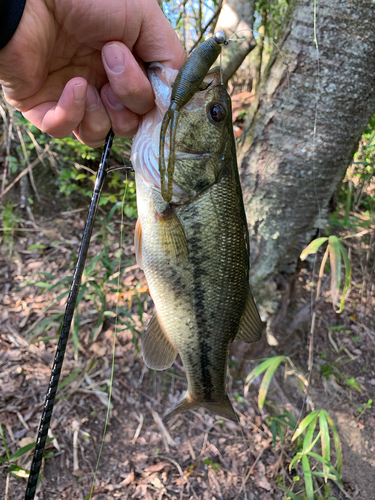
[1,194,375,500]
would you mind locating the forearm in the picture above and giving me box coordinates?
[0,0,27,49]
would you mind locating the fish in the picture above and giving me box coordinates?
[130,62,264,422]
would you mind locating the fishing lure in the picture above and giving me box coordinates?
[159,30,227,203]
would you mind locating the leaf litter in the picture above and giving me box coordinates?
[1,202,375,499]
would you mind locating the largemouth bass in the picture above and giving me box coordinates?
[131,63,263,422]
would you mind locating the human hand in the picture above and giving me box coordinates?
[0,0,185,147]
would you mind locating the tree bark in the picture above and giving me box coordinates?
[215,0,257,84]
[238,0,375,325]
[252,10,266,93]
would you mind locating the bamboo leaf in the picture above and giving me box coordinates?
[300,237,328,261]
[302,454,314,500]
[258,357,286,408]
[0,422,10,461]
[325,413,343,473]
[9,437,54,461]
[292,410,320,442]
[289,452,302,471]
[302,416,318,451]
[9,464,30,478]
[337,240,352,313]
[279,485,304,500]
[319,410,331,481]
[245,356,285,386]
[305,430,321,455]
[328,236,342,309]
[306,452,342,483]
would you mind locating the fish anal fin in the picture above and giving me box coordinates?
[163,393,237,423]
[134,217,143,270]
[142,313,177,371]
[234,289,264,344]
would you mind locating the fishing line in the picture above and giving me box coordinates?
[87,175,129,499]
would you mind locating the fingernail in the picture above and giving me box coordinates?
[106,87,124,110]
[103,43,125,74]
[73,83,86,103]
[86,85,100,110]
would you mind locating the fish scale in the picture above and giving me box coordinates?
[131,64,264,421]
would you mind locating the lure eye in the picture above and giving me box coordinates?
[209,103,226,123]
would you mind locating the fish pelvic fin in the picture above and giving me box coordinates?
[234,288,265,344]
[142,313,178,370]
[163,393,237,423]
[134,217,143,270]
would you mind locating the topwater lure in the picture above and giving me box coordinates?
[159,30,227,202]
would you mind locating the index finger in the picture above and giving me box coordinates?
[134,1,186,69]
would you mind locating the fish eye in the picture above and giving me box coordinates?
[209,103,226,123]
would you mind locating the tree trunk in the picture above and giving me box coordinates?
[215,0,257,84]
[252,10,266,93]
[238,0,375,328]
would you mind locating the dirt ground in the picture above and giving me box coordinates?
[1,204,375,500]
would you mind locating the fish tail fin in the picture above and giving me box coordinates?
[163,393,237,423]
[163,393,199,422]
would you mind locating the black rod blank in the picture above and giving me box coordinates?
[24,130,115,500]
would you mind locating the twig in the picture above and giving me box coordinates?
[189,4,223,53]
[16,125,41,202]
[158,455,187,500]
[131,413,144,443]
[1,147,49,198]
[150,408,176,453]
[234,440,271,499]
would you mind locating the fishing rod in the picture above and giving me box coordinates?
[24,130,122,500]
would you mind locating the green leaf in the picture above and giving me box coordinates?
[27,244,46,250]
[300,237,328,261]
[302,454,313,500]
[346,377,362,392]
[289,452,302,471]
[58,369,81,391]
[246,356,286,387]
[258,357,286,409]
[328,236,342,309]
[9,464,30,478]
[337,240,352,313]
[319,410,331,481]
[278,485,304,500]
[302,415,318,452]
[0,422,10,461]
[306,452,342,483]
[325,413,342,473]
[292,410,320,442]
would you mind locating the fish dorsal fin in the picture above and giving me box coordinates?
[142,313,178,370]
[134,217,143,270]
[234,289,264,343]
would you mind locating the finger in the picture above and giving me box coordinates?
[22,77,88,138]
[135,0,186,69]
[101,84,140,138]
[102,42,155,115]
[74,85,111,148]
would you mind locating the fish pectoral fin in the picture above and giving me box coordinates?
[163,393,237,422]
[134,217,143,270]
[142,313,178,371]
[157,205,188,262]
[234,289,264,343]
